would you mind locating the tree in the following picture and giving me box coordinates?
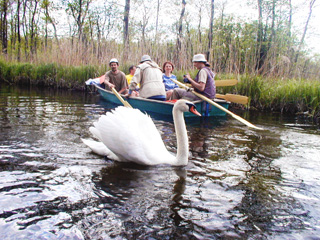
[155,0,163,44]
[65,0,92,41]
[19,0,41,59]
[175,0,186,68]
[123,0,130,61]
[29,0,40,55]
[0,0,9,54]
[256,0,264,72]
[16,0,22,60]
[207,0,214,62]
[195,1,203,44]
[41,0,60,48]
[294,0,316,63]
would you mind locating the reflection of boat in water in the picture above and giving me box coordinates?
[91,84,230,118]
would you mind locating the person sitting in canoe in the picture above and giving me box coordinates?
[128,55,166,101]
[126,65,139,97]
[162,61,179,100]
[104,58,129,95]
[126,65,136,85]
[171,54,216,101]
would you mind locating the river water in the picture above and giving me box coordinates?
[0,83,319,239]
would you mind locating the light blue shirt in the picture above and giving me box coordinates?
[163,74,179,91]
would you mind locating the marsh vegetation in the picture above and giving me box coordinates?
[0,0,319,121]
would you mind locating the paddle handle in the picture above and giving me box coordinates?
[111,88,133,108]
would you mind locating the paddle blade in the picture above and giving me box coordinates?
[225,94,248,105]
[215,79,238,87]
[231,113,264,130]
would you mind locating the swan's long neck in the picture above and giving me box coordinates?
[173,107,189,166]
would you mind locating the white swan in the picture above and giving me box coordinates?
[81,99,200,166]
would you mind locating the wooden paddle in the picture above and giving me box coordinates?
[185,79,238,88]
[111,87,133,108]
[172,79,263,130]
[215,79,238,87]
[215,93,249,105]
[216,79,248,105]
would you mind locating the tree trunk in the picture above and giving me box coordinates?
[263,0,276,75]
[175,0,186,68]
[78,0,83,40]
[22,0,28,59]
[123,0,130,61]
[17,0,21,60]
[96,17,101,59]
[269,0,276,44]
[288,0,292,39]
[256,0,263,72]
[207,0,214,62]
[198,5,202,44]
[30,0,39,56]
[43,0,60,49]
[0,0,8,54]
[155,0,161,42]
[294,0,315,63]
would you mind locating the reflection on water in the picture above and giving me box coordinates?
[0,83,320,239]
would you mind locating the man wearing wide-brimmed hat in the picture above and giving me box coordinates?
[172,54,216,101]
[128,55,166,101]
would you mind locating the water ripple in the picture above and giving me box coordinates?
[1,85,319,239]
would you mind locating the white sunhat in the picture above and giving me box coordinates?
[140,55,152,63]
[192,54,207,63]
[109,58,119,64]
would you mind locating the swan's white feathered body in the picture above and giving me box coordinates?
[82,100,200,166]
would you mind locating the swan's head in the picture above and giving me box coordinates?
[174,100,201,116]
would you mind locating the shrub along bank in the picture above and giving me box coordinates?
[0,60,319,124]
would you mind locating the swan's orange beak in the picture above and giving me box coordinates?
[189,105,201,116]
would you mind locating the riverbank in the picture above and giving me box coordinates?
[229,76,320,125]
[0,60,101,90]
[0,60,319,124]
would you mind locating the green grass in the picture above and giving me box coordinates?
[235,76,320,115]
[205,74,320,117]
[0,60,101,89]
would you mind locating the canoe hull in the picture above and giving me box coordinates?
[94,85,229,118]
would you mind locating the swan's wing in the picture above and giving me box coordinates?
[89,126,102,141]
[95,107,174,165]
[81,138,122,161]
